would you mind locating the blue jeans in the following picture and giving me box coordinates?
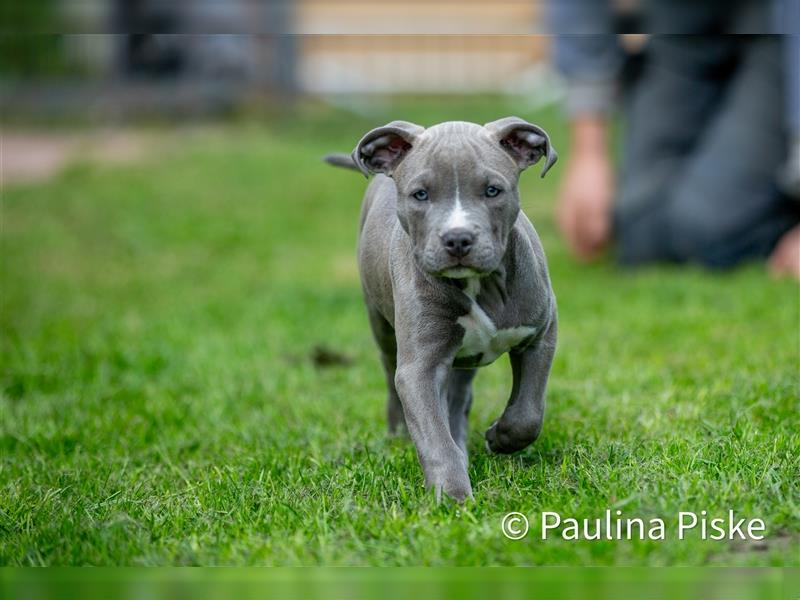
[614,34,800,267]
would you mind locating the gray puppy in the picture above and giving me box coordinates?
[326,117,558,502]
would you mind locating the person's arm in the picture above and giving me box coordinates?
[556,115,616,261]
[548,0,621,260]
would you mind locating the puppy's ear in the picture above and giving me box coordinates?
[484,117,558,178]
[352,121,424,178]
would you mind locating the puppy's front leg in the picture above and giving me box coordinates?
[395,358,472,502]
[486,318,557,454]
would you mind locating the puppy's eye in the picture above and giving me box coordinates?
[412,189,429,201]
[485,185,502,198]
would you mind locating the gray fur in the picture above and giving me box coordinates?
[331,118,558,502]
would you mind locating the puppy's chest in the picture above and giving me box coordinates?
[455,286,536,367]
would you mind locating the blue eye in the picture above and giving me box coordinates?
[413,189,429,201]
[485,185,502,198]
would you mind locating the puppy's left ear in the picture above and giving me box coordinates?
[485,116,558,178]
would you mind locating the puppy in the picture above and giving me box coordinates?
[327,117,558,501]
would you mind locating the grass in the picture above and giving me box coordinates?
[1,97,798,566]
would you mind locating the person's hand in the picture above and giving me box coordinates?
[556,118,615,261]
[768,225,800,280]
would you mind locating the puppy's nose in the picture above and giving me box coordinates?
[442,228,475,258]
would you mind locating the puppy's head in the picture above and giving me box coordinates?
[352,117,557,278]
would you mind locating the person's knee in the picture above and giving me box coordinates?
[613,198,736,268]
[663,201,737,268]
[613,206,673,266]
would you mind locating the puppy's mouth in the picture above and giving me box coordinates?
[438,266,483,279]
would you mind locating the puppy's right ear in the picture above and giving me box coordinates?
[352,121,424,178]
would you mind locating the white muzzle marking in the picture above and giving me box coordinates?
[444,165,469,231]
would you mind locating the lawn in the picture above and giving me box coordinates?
[1,97,798,566]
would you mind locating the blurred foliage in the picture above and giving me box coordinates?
[0,1,77,78]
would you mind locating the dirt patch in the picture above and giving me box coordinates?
[1,130,149,186]
[310,345,354,369]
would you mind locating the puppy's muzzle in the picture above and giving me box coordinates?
[441,228,475,259]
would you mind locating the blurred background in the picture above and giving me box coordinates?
[1,1,565,185]
[1,1,557,116]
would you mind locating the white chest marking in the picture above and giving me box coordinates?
[455,279,537,366]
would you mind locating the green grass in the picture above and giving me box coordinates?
[1,97,798,566]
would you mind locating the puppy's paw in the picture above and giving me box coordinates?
[427,464,473,504]
[435,479,474,504]
[485,419,541,454]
